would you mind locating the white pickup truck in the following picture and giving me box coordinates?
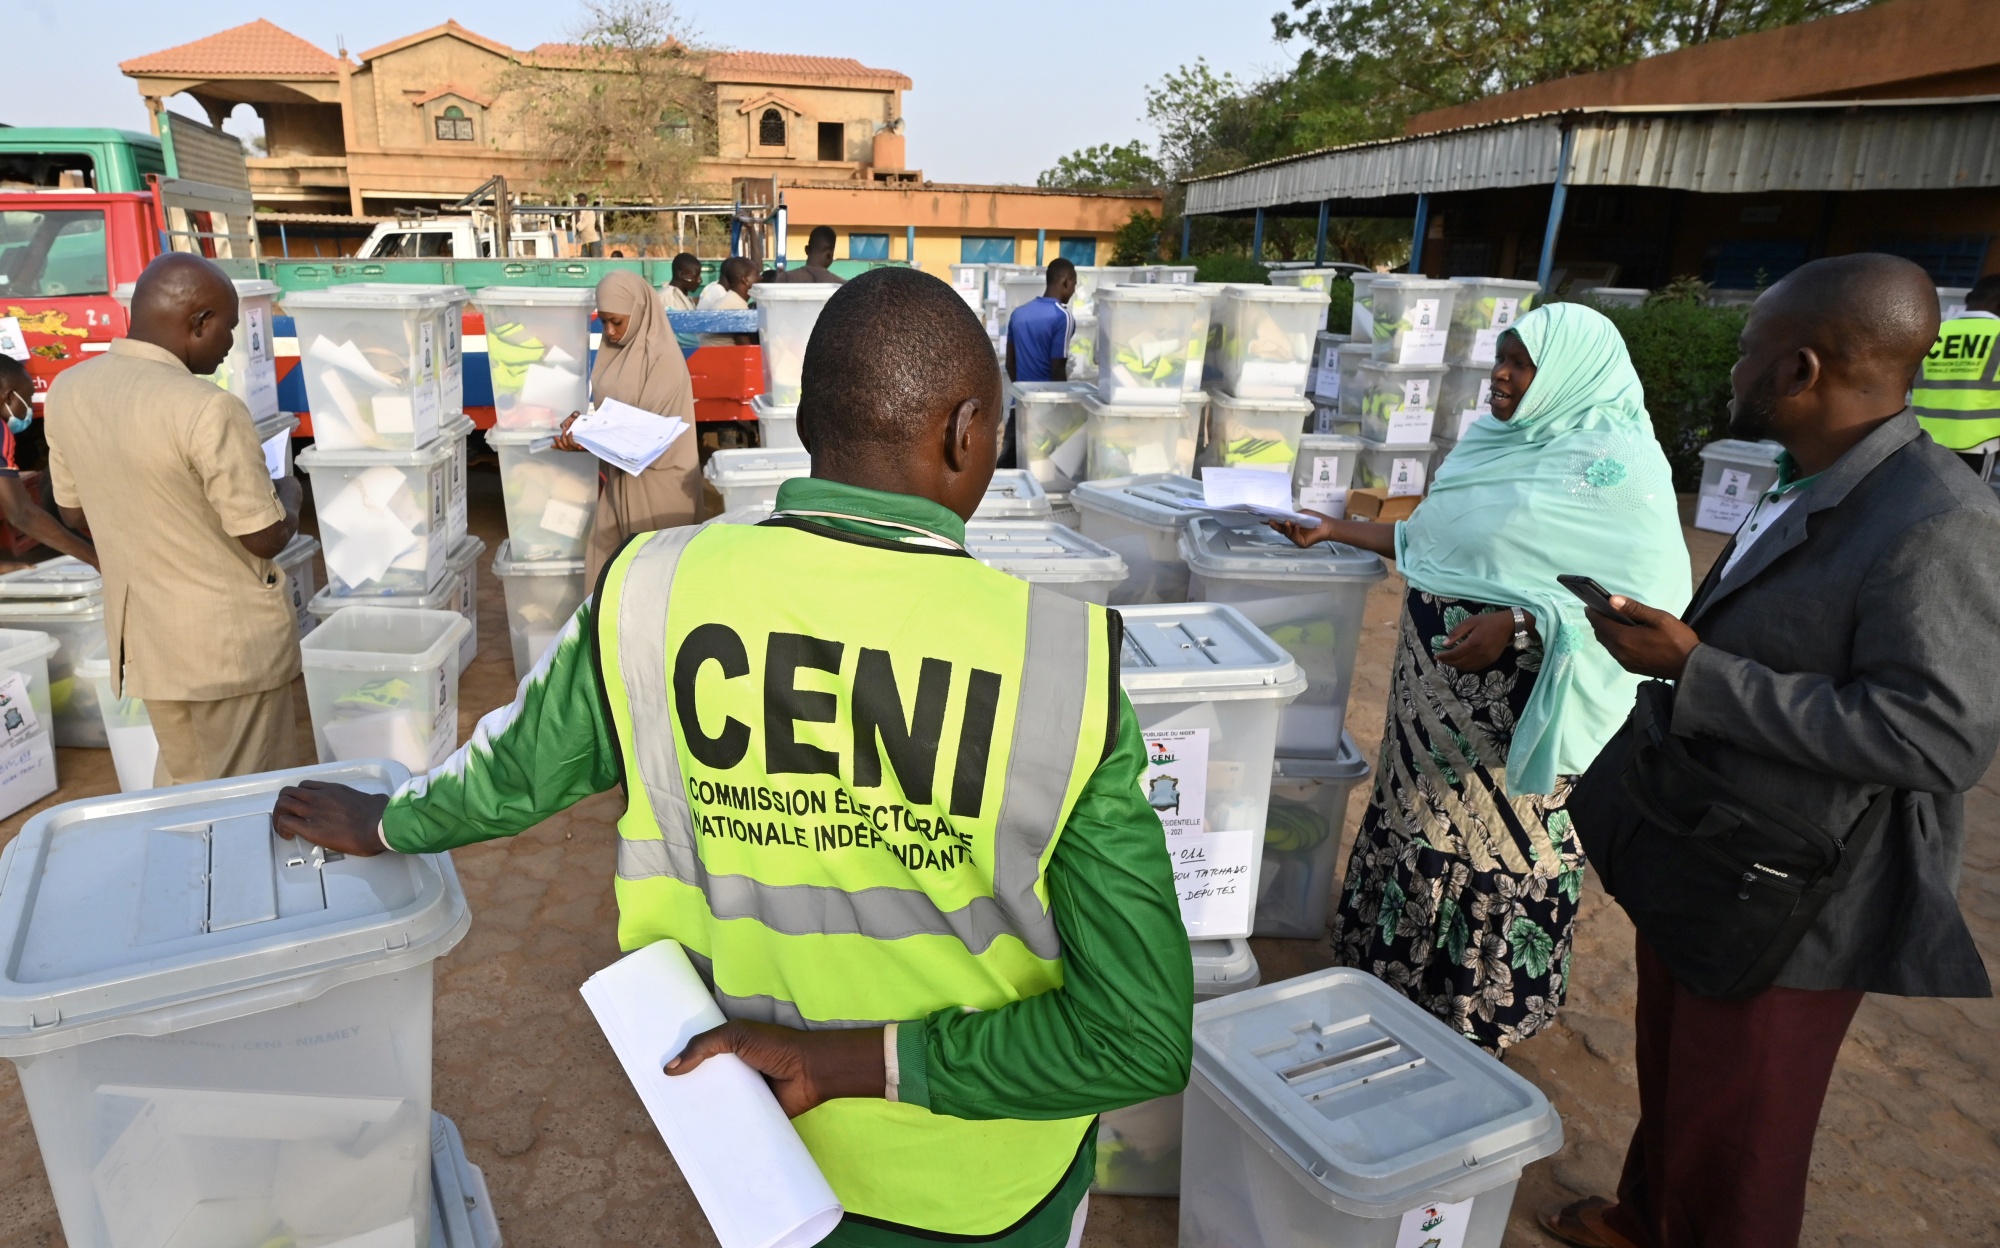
[356,217,563,260]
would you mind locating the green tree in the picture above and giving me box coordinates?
[1271,0,1880,145]
[1036,142,1165,189]
[511,0,716,210]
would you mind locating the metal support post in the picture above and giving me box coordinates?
[1180,214,1191,259]
[906,224,916,266]
[1315,201,1329,265]
[1036,228,1045,266]
[1536,127,1577,295]
[1409,194,1430,275]
[1252,207,1265,263]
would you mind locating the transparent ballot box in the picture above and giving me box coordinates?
[471,285,596,431]
[288,285,453,450]
[0,761,470,1248]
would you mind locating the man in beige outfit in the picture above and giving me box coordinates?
[45,254,304,784]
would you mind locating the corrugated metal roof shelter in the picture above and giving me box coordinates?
[1182,97,2000,292]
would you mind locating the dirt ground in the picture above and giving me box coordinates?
[0,471,1995,1246]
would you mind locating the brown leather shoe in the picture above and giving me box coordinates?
[1537,1197,1645,1248]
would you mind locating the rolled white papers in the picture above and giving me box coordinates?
[581,941,843,1248]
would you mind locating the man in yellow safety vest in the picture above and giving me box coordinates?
[1913,274,2000,477]
[274,266,1194,1248]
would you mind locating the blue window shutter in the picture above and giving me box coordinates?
[960,236,1016,264]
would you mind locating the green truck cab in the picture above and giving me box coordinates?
[0,129,167,193]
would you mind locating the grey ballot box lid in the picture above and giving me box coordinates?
[1191,966,1563,1214]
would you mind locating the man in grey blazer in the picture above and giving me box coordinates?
[1543,254,2000,1248]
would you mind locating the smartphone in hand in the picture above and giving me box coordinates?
[1558,574,1638,626]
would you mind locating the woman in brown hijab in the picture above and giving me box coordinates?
[555,270,702,581]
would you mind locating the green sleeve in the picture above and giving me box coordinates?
[381,601,622,853]
[897,695,1194,1120]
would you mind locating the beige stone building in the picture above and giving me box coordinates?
[119,19,1162,270]
[120,19,917,217]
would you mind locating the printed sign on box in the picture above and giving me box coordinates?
[1142,728,1207,834]
[1298,455,1346,516]
[1395,1197,1475,1248]
[1167,827,1257,937]
[1694,467,1757,532]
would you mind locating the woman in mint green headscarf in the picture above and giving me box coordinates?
[1274,301,1689,1051]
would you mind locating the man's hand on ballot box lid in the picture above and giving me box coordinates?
[667,1019,888,1117]
[273,780,393,857]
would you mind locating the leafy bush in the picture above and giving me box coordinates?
[1325,278,1354,335]
[1597,300,1747,491]
[1113,211,1166,265]
[1192,254,1269,284]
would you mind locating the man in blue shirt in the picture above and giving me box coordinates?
[1005,259,1077,382]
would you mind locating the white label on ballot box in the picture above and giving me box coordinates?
[1385,409,1432,442]
[1168,827,1257,938]
[1312,344,1342,398]
[0,672,37,745]
[243,303,270,362]
[1388,457,1427,497]
[0,317,27,362]
[1142,727,1207,834]
[242,363,280,422]
[1396,1197,1475,1248]
[429,665,457,768]
[419,321,437,380]
[1299,455,1345,515]
[1694,467,1756,531]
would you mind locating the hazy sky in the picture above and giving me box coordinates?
[9,1,1303,184]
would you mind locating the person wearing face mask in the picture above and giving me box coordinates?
[43,253,303,784]
[553,270,702,584]
[1271,302,1689,1053]
[0,356,96,568]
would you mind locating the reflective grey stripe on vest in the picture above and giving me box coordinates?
[683,946,891,1031]
[611,535,1090,964]
[612,526,711,896]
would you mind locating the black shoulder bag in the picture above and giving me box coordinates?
[1569,680,1895,999]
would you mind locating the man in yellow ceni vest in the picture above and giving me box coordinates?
[274,267,1194,1247]
[1914,273,2000,477]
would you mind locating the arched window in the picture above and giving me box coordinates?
[758,108,786,148]
[434,104,474,142]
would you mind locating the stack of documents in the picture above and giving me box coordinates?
[546,398,690,476]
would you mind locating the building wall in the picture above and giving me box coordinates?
[1407,0,2000,135]
[774,184,1154,277]
[350,38,533,155]
[714,83,900,164]
[260,101,344,158]
[776,228,1112,277]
